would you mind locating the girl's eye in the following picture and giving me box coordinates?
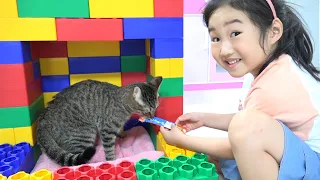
[231,32,241,37]
[212,37,220,42]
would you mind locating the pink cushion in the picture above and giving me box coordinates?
[31,126,164,173]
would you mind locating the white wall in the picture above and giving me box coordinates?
[288,0,319,68]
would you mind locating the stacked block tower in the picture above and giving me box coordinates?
[0,0,206,178]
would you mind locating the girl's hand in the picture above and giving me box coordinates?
[176,113,204,132]
[160,125,186,147]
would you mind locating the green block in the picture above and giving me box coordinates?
[121,55,147,72]
[147,74,183,97]
[135,154,219,180]
[0,95,45,128]
[146,124,157,149]
[17,0,89,18]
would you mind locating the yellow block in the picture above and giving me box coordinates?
[8,172,30,180]
[170,58,184,78]
[150,58,184,78]
[31,169,52,180]
[40,58,69,76]
[67,41,120,57]
[0,128,15,145]
[0,0,18,18]
[185,150,196,157]
[14,120,38,146]
[145,39,150,56]
[0,174,6,180]
[70,73,122,86]
[43,92,58,107]
[89,0,154,18]
[0,18,56,41]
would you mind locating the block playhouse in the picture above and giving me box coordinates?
[0,0,219,179]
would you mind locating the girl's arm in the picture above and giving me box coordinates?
[199,113,236,131]
[178,136,234,159]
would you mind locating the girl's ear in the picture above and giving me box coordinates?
[269,18,283,45]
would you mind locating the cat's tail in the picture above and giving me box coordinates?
[37,129,96,166]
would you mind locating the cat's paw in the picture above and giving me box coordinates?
[117,131,127,139]
[105,155,116,161]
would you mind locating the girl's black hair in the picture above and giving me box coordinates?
[203,0,320,81]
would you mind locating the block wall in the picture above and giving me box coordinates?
[0,0,184,150]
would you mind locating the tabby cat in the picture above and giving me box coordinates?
[36,76,162,166]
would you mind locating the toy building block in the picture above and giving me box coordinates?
[0,0,18,18]
[32,61,41,80]
[14,120,38,146]
[0,129,15,145]
[53,160,137,180]
[56,18,123,41]
[150,38,183,58]
[40,58,69,76]
[154,0,183,17]
[0,174,6,180]
[123,18,183,39]
[67,41,120,58]
[121,72,147,86]
[149,58,183,78]
[0,95,44,129]
[0,42,32,64]
[0,142,36,177]
[17,0,89,18]
[43,92,58,108]
[120,40,146,56]
[30,169,52,180]
[0,18,56,41]
[121,56,147,72]
[42,75,70,93]
[155,96,183,123]
[30,41,68,59]
[0,64,43,108]
[89,0,153,18]
[145,40,151,57]
[135,154,219,179]
[70,73,122,86]
[147,75,183,97]
[69,56,121,74]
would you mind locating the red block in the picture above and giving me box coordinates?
[0,77,42,108]
[0,62,34,89]
[121,72,147,86]
[154,0,183,17]
[156,96,183,123]
[56,18,123,41]
[31,41,68,59]
[146,56,150,74]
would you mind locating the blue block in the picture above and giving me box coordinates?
[120,40,146,56]
[42,75,70,92]
[123,18,183,39]
[32,60,41,79]
[69,56,121,74]
[0,142,32,177]
[0,42,32,64]
[150,38,183,58]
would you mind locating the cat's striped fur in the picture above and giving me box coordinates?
[36,76,162,166]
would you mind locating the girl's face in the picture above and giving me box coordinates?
[208,5,273,78]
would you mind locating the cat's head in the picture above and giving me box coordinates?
[131,76,163,120]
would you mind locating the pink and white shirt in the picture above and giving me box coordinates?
[244,54,320,153]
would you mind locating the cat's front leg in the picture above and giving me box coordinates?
[99,126,117,161]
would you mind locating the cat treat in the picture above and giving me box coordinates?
[139,117,187,133]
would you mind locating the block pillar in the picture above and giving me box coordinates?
[146,37,184,133]
[0,41,44,146]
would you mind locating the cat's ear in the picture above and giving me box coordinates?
[133,86,144,106]
[150,76,163,89]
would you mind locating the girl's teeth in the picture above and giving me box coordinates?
[228,59,241,65]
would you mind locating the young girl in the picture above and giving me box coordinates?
[160,0,320,179]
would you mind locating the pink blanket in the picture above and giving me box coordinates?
[32,126,164,173]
